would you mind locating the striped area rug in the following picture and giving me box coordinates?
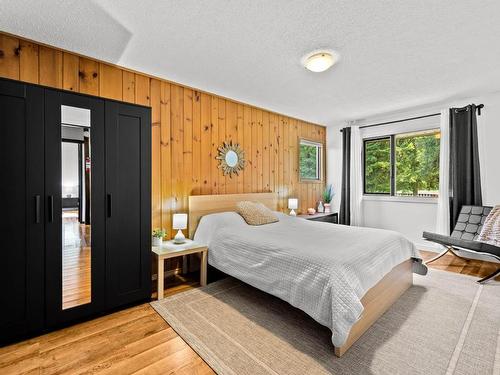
[151,270,500,375]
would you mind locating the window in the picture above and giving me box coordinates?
[363,130,440,197]
[299,139,323,181]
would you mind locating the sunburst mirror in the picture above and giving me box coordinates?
[216,141,246,177]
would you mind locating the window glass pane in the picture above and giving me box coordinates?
[395,130,440,197]
[364,138,391,194]
[299,141,321,180]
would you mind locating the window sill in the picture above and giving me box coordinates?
[362,195,438,204]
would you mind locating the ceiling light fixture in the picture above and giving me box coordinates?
[302,50,338,73]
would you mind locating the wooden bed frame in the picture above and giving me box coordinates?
[188,192,413,357]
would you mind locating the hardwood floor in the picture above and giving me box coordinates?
[420,250,500,281]
[62,211,91,310]
[1,251,497,374]
[0,273,214,375]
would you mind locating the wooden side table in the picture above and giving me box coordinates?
[152,240,208,300]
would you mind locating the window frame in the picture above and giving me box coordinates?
[362,129,439,198]
[298,138,324,183]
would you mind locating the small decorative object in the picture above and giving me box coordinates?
[323,184,334,213]
[216,141,246,177]
[317,201,324,213]
[288,198,298,216]
[307,208,316,215]
[173,213,188,244]
[152,228,166,247]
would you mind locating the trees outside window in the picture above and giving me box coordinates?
[299,139,322,180]
[364,138,391,194]
[364,130,440,198]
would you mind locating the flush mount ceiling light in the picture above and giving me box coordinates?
[302,50,338,72]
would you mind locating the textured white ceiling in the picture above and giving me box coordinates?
[2,0,500,125]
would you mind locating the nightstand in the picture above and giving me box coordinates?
[297,212,338,224]
[152,240,208,300]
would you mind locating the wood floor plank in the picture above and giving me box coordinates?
[131,345,202,375]
[39,314,170,374]
[171,357,215,375]
[420,250,500,281]
[39,305,156,352]
[97,336,189,375]
[0,340,39,375]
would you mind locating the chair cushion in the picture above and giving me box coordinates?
[236,201,279,226]
[423,231,500,258]
[451,205,492,240]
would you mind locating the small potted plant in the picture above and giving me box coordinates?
[323,185,334,213]
[152,228,166,247]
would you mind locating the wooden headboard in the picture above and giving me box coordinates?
[188,192,278,238]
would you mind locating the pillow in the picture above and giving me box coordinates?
[236,201,279,226]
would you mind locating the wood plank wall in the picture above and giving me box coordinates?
[0,33,326,237]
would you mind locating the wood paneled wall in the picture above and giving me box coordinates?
[0,33,326,237]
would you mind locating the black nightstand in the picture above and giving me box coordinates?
[297,212,338,224]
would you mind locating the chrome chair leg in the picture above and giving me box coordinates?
[424,246,452,265]
[477,268,500,284]
[447,247,472,261]
[424,246,471,265]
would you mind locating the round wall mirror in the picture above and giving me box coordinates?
[216,141,246,177]
[225,150,238,167]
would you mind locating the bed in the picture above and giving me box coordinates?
[188,192,423,357]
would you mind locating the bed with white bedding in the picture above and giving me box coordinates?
[194,210,421,350]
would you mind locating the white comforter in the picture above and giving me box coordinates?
[194,212,419,347]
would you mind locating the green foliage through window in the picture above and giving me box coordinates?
[364,130,440,197]
[364,138,391,193]
[395,131,440,197]
[299,140,321,180]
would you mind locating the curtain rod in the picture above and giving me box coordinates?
[339,103,484,132]
[339,113,439,132]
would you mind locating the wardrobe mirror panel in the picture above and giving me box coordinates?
[61,105,92,310]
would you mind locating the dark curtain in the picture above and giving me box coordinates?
[339,127,351,225]
[449,104,482,231]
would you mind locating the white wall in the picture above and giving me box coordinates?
[62,142,79,198]
[327,90,500,250]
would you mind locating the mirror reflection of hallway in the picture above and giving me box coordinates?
[61,106,92,310]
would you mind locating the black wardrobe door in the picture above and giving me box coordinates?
[0,80,44,343]
[105,101,151,309]
[44,90,106,327]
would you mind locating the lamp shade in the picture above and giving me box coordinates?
[288,198,298,210]
[173,213,188,230]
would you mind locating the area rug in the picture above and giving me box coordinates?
[150,270,500,375]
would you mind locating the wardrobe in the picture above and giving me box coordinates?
[0,77,151,344]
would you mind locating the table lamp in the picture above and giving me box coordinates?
[288,198,298,216]
[173,213,188,244]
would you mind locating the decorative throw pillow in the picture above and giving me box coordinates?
[478,205,500,246]
[236,201,279,226]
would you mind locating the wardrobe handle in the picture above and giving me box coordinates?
[107,194,112,218]
[48,195,54,223]
[35,195,41,224]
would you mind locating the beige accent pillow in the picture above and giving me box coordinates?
[236,201,279,226]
